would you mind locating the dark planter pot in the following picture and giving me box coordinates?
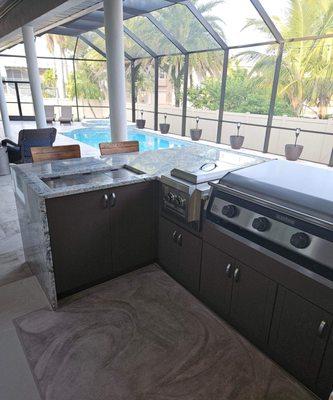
[136,119,146,129]
[190,128,202,141]
[159,123,170,134]
[230,135,244,149]
[285,144,303,161]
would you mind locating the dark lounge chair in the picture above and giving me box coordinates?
[1,128,57,163]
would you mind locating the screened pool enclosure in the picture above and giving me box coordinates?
[0,0,332,165]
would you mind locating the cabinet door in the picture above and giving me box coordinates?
[317,330,333,400]
[230,262,277,346]
[200,243,234,316]
[158,217,179,278]
[177,227,202,293]
[46,190,112,296]
[269,287,332,389]
[110,182,156,275]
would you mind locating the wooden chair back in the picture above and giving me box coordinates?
[31,145,81,163]
[99,141,139,156]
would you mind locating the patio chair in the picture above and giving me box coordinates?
[59,106,73,124]
[99,141,139,156]
[44,105,55,124]
[31,145,81,163]
[1,128,57,163]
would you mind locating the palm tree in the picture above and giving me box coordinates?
[241,0,333,118]
[159,0,225,106]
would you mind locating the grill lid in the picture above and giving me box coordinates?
[220,160,333,225]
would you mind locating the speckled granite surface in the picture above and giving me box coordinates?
[14,265,317,400]
[11,145,265,199]
[10,145,266,308]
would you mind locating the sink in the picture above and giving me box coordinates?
[41,168,142,190]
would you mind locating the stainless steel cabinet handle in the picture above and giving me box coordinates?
[172,230,178,242]
[233,267,240,282]
[318,321,327,337]
[225,263,232,278]
[103,193,109,208]
[109,192,116,207]
[177,233,183,246]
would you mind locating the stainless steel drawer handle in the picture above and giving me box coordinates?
[177,233,183,246]
[103,193,109,208]
[172,230,178,242]
[233,267,240,282]
[225,263,232,278]
[109,192,116,207]
[318,321,327,337]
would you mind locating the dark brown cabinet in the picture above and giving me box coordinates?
[200,243,233,317]
[158,216,202,293]
[110,182,156,275]
[269,286,332,389]
[200,242,276,346]
[230,262,277,346]
[47,189,113,295]
[317,331,333,399]
[46,182,156,296]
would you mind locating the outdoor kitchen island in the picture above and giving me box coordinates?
[11,145,333,399]
[11,144,264,309]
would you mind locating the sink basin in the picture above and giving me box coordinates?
[41,168,141,190]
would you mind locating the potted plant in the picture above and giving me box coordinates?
[230,122,244,149]
[136,109,146,129]
[285,128,303,161]
[159,114,170,134]
[190,117,202,141]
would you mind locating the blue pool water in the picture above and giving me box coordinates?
[62,127,188,152]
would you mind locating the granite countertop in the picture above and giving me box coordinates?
[11,145,267,199]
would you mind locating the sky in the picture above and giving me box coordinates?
[198,0,289,46]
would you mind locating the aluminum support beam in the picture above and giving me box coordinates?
[216,49,229,143]
[22,25,46,128]
[95,29,133,61]
[181,54,189,136]
[249,0,283,43]
[124,27,157,58]
[72,37,80,121]
[184,1,227,50]
[145,14,187,54]
[131,61,136,122]
[263,42,284,153]
[154,57,159,131]
[79,35,106,58]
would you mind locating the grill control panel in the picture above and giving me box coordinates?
[161,184,188,220]
[207,194,333,271]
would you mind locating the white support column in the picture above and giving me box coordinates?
[0,75,12,138]
[22,25,46,129]
[104,0,127,141]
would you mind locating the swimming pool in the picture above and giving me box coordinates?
[62,126,189,152]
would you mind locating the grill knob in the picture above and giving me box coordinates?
[290,232,311,249]
[252,217,270,232]
[222,204,238,218]
[167,192,176,203]
[176,195,186,208]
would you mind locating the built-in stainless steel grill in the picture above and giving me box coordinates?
[206,160,333,281]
